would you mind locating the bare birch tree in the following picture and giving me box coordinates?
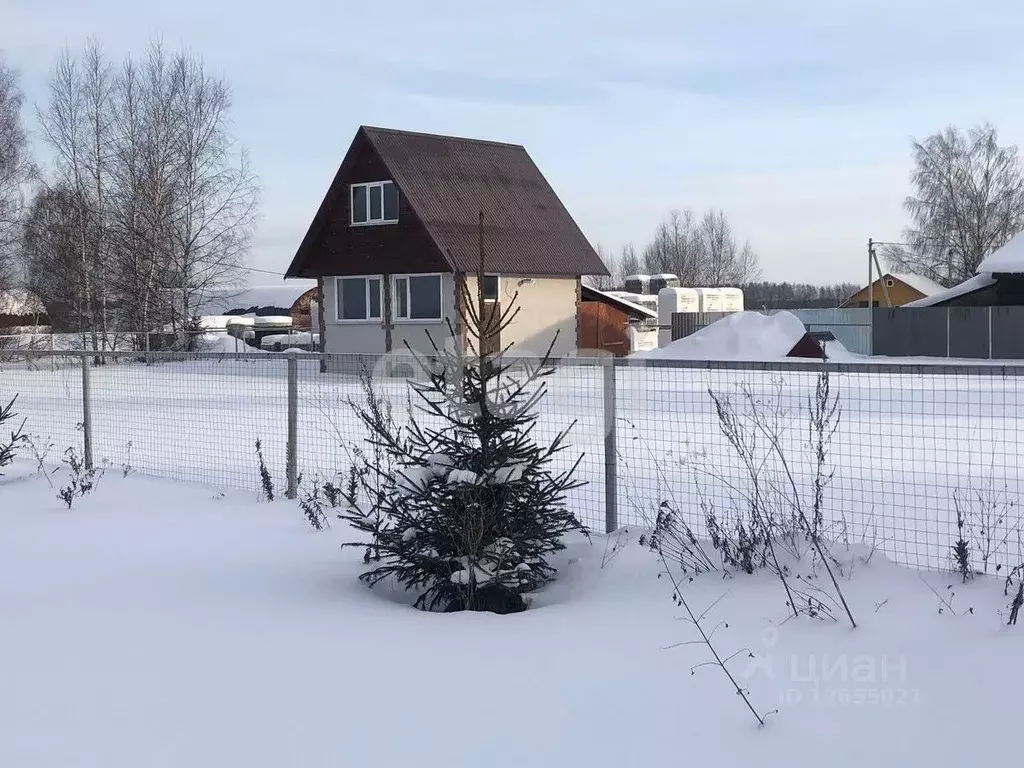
[642,207,761,286]
[164,49,258,343]
[80,42,116,345]
[583,244,617,290]
[643,209,701,281]
[894,123,1024,285]
[619,243,640,279]
[31,39,259,348]
[36,48,101,346]
[699,209,762,285]
[0,54,34,290]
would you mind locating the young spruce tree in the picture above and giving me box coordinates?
[340,212,587,613]
[0,395,24,472]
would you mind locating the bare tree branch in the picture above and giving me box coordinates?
[898,123,1024,285]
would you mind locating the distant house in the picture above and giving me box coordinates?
[842,273,946,308]
[284,126,609,358]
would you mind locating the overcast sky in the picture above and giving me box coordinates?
[6,0,1024,285]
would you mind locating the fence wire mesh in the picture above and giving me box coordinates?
[3,350,1022,573]
[614,360,1024,573]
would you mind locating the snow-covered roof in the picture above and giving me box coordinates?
[977,231,1024,274]
[198,282,316,314]
[581,285,657,319]
[903,273,997,307]
[890,273,945,297]
[0,289,46,316]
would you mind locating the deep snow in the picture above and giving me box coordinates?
[1,471,1021,767]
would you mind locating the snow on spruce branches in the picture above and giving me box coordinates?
[340,215,587,613]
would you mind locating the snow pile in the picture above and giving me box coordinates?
[638,311,807,361]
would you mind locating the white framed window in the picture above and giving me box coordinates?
[393,273,443,321]
[351,181,398,225]
[335,276,382,322]
[482,274,499,302]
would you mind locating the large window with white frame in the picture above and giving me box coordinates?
[335,276,382,321]
[350,181,398,225]
[393,274,443,321]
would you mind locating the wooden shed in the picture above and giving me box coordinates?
[579,285,657,357]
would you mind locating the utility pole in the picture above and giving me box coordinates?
[868,238,874,309]
[866,238,892,307]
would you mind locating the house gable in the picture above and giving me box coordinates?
[286,130,452,278]
[286,126,609,280]
[841,273,939,308]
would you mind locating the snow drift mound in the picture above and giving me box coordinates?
[637,311,807,361]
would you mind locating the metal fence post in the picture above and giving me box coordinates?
[81,353,94,471]
[602,355,618,534]
[285,354,299,500]
[988,307,994,359]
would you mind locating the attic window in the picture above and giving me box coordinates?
[885,278,895,287]
[351,181,398,225]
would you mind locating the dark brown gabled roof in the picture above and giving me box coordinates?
[285,126,609,279]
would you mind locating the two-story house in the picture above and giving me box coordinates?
[284,126,609,358]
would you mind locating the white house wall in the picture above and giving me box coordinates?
[465,274,578,358]
[322,273,578,359]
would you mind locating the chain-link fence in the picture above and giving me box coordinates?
[3,350,1022,573]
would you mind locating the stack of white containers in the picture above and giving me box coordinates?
[656,286,745,348]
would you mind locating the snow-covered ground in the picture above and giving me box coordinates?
[1,471,1020,767]
[3,351,1023,571]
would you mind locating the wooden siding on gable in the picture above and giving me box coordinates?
[286,126,608,281]
[293,132,450,278]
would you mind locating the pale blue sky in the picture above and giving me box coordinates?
[6,0,1024,284]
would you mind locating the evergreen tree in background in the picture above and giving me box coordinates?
[340,213,586,614]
